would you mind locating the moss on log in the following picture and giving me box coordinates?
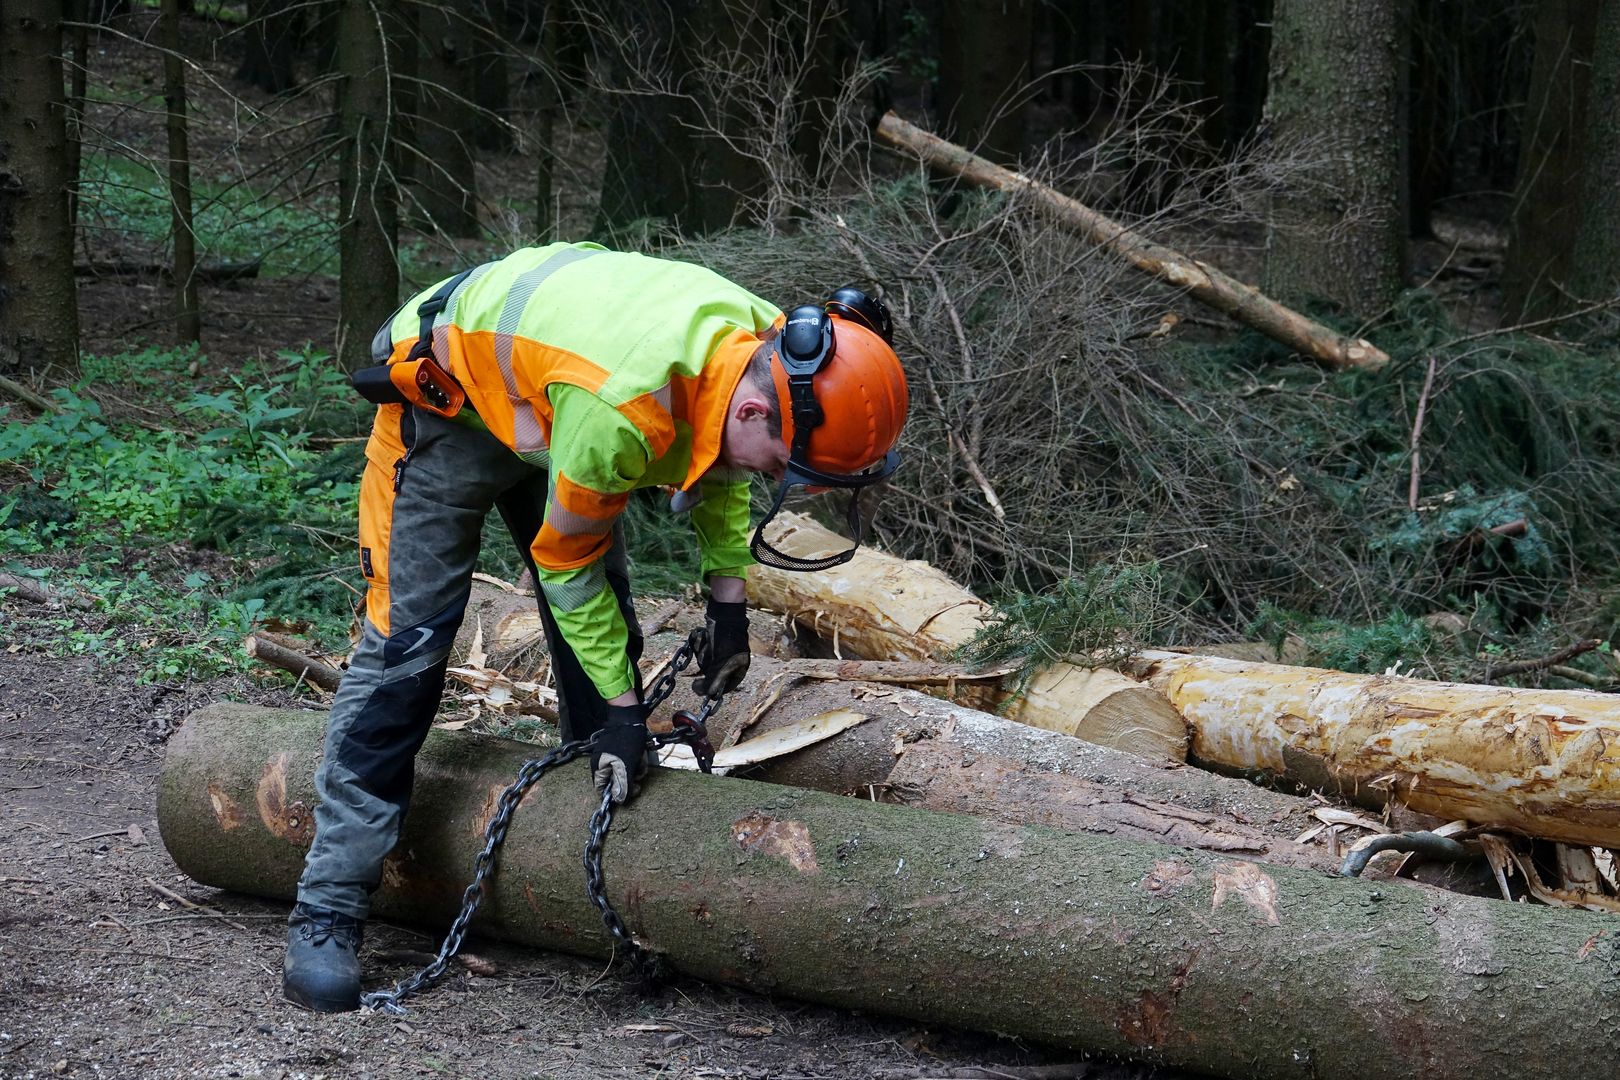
[160,704,1620,1080]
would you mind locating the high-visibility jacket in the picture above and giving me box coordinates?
[380,242,782,699]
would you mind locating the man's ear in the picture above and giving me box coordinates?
[734,395,773,422]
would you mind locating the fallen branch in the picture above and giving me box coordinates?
[242,632,343,692]
[1407,355,1438,510]
[0,375,61,415]
[0,572,92,609]
[1549,664,1616,689]
[1482,638,1602,682]
[73,257,263,283]
[874,112,1389,371]
[144,876,249,931]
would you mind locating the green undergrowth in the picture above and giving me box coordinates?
[0,345,364,680]
[76,151,337,277]
[956,562,1174,696]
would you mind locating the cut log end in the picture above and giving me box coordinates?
[1009,665,1188,762]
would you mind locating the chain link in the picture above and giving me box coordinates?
[361,629,719,1015]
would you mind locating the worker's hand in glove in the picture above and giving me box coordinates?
[693,598,750,697]
[591,702,650,804]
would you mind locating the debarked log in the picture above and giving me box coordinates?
[161,704,1620,1080]
[1136,649,1620,848]
[747,512,1188,761]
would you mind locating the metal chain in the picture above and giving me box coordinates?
[361,629,719,1016]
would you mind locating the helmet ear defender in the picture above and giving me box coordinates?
[749,286,905,573]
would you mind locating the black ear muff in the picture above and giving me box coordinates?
[780,304,833,374]
[823,286,893,345]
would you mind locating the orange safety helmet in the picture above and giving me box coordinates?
[751,286,910,572]
[768,314,910,476]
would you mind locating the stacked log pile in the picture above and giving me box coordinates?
[748,513,1620,854]
[204,512,1620,1074]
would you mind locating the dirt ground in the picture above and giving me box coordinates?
[0,630,1192,1080]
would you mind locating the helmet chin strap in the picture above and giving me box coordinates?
[749,452,900,572]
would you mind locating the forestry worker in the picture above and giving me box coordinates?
[281,241,911,1012]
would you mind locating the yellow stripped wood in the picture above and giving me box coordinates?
[1136,648,1620,848]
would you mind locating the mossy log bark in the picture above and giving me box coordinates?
[730,659,1340,874]
[1136,649,1620,848]
[746,513,1188,762]
[162,704,1620,1079]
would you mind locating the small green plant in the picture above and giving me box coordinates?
[1249,604,1440,676]
[76,151,337,276]
[958,562,1172,694]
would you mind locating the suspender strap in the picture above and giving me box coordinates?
[405,268,477,364]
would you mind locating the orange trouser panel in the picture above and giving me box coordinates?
[358,405,408,636]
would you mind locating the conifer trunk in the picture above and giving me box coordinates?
[1569,0,1620,304]
[0,0,80,373]
[1261,0,1408,318]
[335,0,400,371]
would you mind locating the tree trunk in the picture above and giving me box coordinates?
[160,703,1620,1080]
[1568,0,1620,304]
[727,658,1347,876]
[936,0,1033,162]
[1261,0,1408,318]
[1501,0,1599,322]
[590,0,700,239]
[66,0,88,237]
[0,0,80,374]
[236,0,302,95]
[411,3,481,236]
[471,0,513,152]
[875,112,1389,371]
[1135,648,1620,849]
[746,512,1189,761]
[160,0,200,344]
[335,0,400,372]
[687,0,768,230]
[532,0,559,239]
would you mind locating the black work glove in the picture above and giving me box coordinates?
[692,598,750,697]
[590,702,650,804]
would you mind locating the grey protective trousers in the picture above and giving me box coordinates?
[297,407,643,920]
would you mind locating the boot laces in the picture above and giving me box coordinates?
[294,906,361,950]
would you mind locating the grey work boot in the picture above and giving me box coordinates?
[282,903,365,1012]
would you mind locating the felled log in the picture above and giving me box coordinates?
[747,513,1188,762]
[160,704,1620,1080]
[873,112,1388,372]
[73,257,263,282]
[1134,649,1620,849]
[728,659,1345,874]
